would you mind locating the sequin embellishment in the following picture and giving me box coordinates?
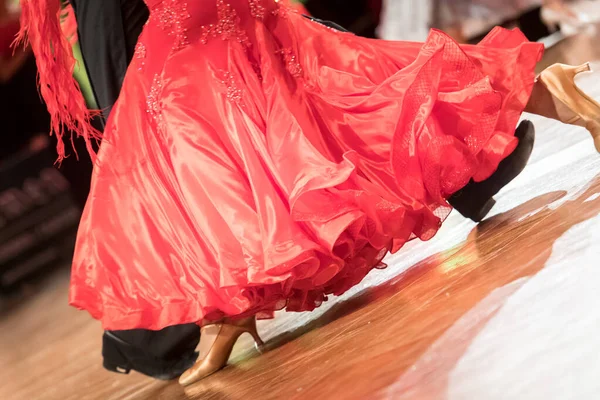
[219,71,243,104]
[248,0,265,19]
[134,42,146,70]
[147,74,165,131]
[272,3,297,18]
[155,0,191,52]
[276,48,303,78]
[200,1,250,48]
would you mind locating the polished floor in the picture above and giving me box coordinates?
[1,30,600,400]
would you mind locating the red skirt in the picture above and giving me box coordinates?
[69,0,543,330]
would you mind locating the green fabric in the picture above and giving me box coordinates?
[71,42,97,109]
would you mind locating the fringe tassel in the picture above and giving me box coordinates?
[15,0,101,163]
[60,3,78,45]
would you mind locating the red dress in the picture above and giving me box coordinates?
[23,0,543,330]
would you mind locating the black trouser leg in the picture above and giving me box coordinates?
[103,325,201,380]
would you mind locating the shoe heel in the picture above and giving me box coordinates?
[245,317,265,350]
[473,198,496,223]
[560,63,592,79]
[448,190,497,222]
[574,62,591,75]
[102,333,132,375]
[103,359,132,375]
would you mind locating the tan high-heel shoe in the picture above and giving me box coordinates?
[536,63,600,152]
[178,316,264,386]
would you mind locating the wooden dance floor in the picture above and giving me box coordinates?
[1,32,600,400]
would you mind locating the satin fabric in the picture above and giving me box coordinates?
[69,0,543,330]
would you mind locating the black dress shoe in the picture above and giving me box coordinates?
[102,324,200,380]
[448,120,536,222]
